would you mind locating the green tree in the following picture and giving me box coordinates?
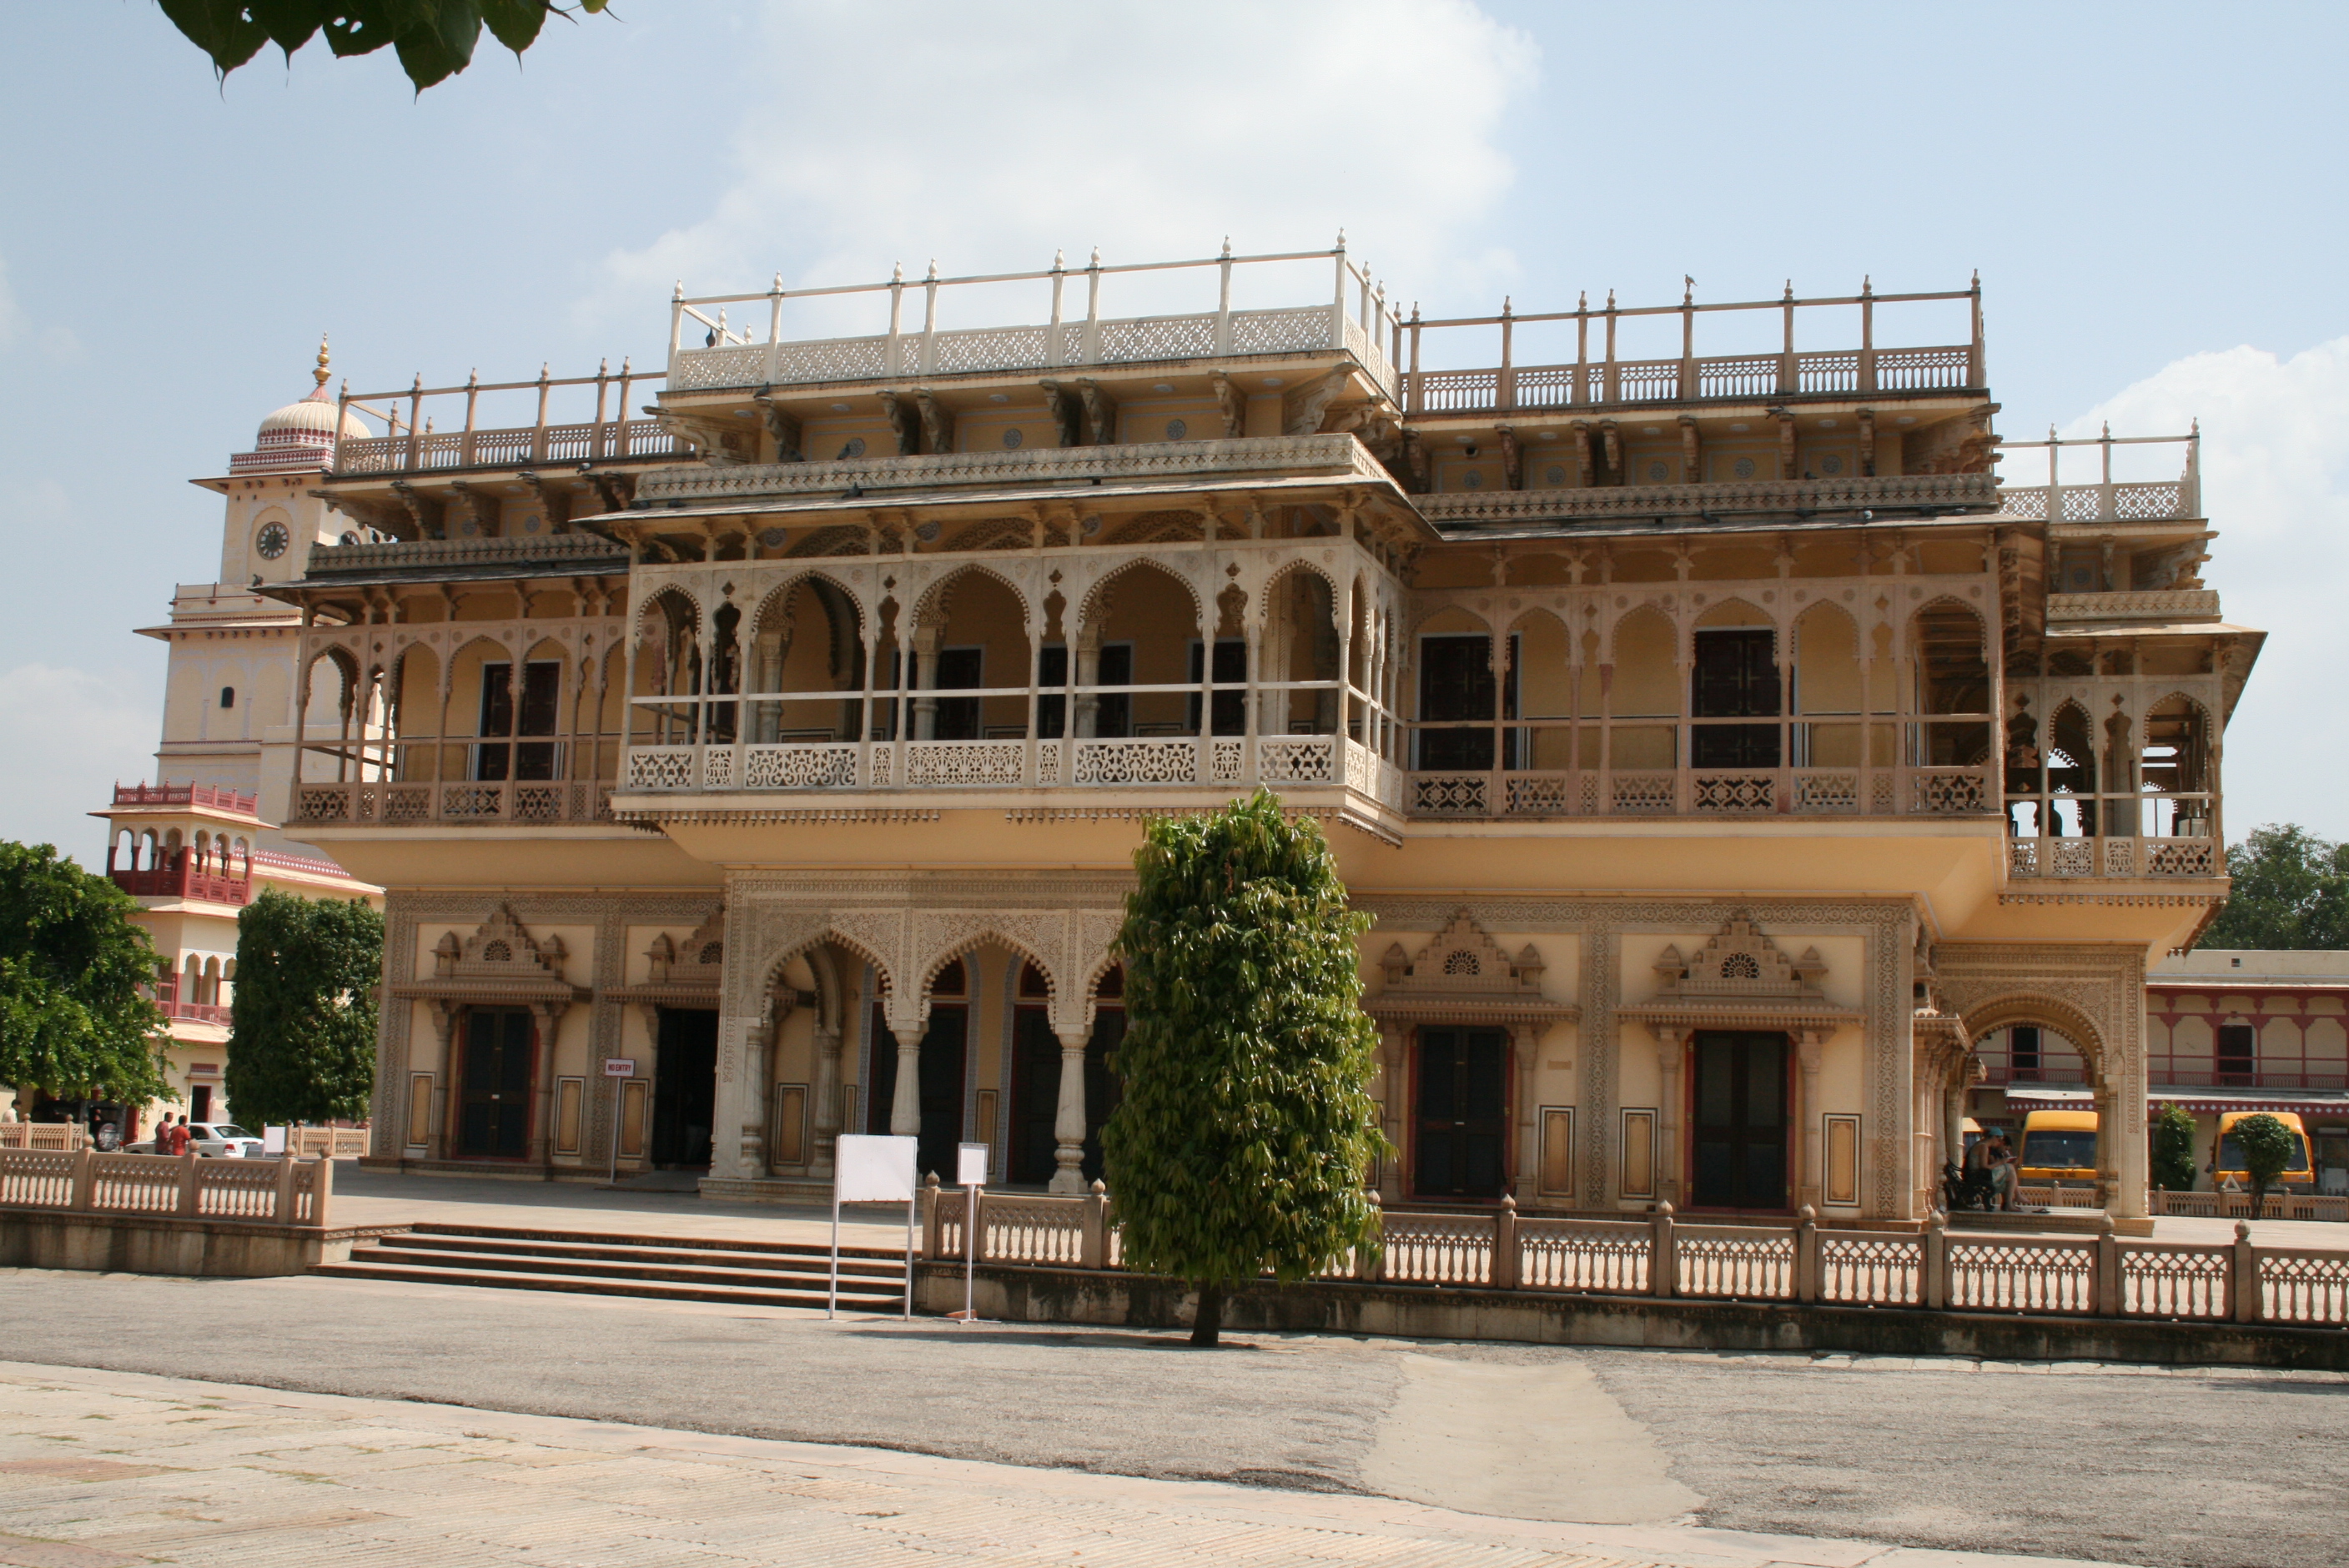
[225,890,383,1127]
[157,0,611,93]
[2199,824,2349,950]
[1100,789,1385,1346]
[2229,1113,2299,1219]
[2150,1103,2199,1193]
[0,842,172,1112]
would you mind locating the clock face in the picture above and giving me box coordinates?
[255,521,289,560]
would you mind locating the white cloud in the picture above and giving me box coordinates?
[588,0,1536,329]
[0,663,157,869]
[2067,337,2349,839]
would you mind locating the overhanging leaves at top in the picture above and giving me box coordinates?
[155,0,611,93]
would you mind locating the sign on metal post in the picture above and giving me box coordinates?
[831,1133,918,1320]
[957,1142,989,1323]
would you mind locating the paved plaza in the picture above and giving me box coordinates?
[0,1358,2169,1568]
[2,1262,2344,1568]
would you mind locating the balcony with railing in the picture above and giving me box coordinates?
[1992,430,2201,526]
[664,241,1401,399]
[108,848,252,906]
[1417,471,2000,531]
[108,781,259,816]
[1398,279,1984,419]
[325,362,683,477]
[295,778,616,827]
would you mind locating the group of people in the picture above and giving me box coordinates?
[1962,1128,2022,1211]
[151,1113,194,1156]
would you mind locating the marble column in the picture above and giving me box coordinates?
[1652,1025,1687,1205]
[1049,1028,1089,1194]
[1796,1029,1825,1211]
[809,1022,843,1179]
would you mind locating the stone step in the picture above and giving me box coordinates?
[390,1231,905,1279]
[313,1256,907,1312]
[344,1239,903,1299]
[405,1221,904,1263]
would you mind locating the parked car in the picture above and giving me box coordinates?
[121,1123,265,1158]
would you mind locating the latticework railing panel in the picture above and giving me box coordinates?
[1517,1219,1651,1294]
[1946,1239,2095,1314]
[1677,1226,1796,1300]
[1379,1214,1495,1287]
[2257,1249,2349,1325]
[1818,1233,1921,1305]
[2119,1245,2230,1319]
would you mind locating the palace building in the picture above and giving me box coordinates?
[143,242,2257,1224]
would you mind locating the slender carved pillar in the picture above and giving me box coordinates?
[1049,1028,1089,1194]
[912,626,941,741]
[1796,1029,1824,1211]
[1513,1023,1538,1195]
[809,1023,843,1179]
[1074,629,1101,738]
[889,1025,923,1138]
[1377,1022,1406,1203]
[1652,1024,1686,1204]
[425,1002,457,1162]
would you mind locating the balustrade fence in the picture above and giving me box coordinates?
[0,1148,333,1228]
[295,779,615,827]
[917,1181,2349,1329]
[669,243,1401,400]
[330,363,676,477]
[0,1123,89,1153]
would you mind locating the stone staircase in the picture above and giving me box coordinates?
[313,1223,909,1311]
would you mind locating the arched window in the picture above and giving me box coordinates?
[219,686,236,710]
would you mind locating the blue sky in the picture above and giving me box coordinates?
[6,0,2348,859]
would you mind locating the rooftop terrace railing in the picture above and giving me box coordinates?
[1991,428,2201,525]
[1399,278,1984,417]
[327,362,676,476]
[666,239,1401,399]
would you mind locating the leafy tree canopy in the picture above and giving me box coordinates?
[157,0,610,93]
[225,890,383,1126]
[1101,789,1384,1345]
[2150,1103,2198,1194]
[2198,824,2349,950]
[0,842,171,1107]
[2229,1112,2300,1217]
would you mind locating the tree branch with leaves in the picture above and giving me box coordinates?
[158,1,611,93]
[0,842,172,1111]
[225,889,383,1128]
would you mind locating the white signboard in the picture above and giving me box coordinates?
[833,1133,918,1204]
[604,1058,637,1078]
[956,1142,989,1188]
[262,1126,287,1156]
[829,1133,920,1321]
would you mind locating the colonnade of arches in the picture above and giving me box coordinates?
[626,557,1398,761]
[109,827,253,877]
[2002,687,2216,841]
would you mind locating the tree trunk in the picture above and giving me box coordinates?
[1190,1279,1225,1347]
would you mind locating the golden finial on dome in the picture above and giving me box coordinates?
[313,334,331,389]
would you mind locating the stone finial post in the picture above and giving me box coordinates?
[310,1152,335,1229]
[1493,1195,1519,1290]
[178,1146,200,1218]
[274,1153,299,1224]
[1794,1204,1819,1304]
[2094,1213,2121,1317]
[1923,1212,1949,1309]
[1649,1201,1676,1298]
[70,1147,95,1213]
[1081,1179,1108,1270]
[2231,1219,2259,1324]
[921,1171,943,1260]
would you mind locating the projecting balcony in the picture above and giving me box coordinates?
[616,733,1405,812]
[666,244,1401,398]
[108,851,251,907]
[2045,589,2222,626]
[1418,472,1999,530]
[294,780,616,827]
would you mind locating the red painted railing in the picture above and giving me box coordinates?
[111,781,259,816]
[110,851,250,906]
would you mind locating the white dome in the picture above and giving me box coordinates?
[256,386,370,443]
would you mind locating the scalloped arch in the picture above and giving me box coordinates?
[1257,557,1343,631]
[911,560,1034,632]
[748,569,870,641]
[1075,555,1204,634]
[1963,993,2109,1083]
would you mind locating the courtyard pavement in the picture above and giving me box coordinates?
[0,1358,2155,1568]
[1,1268,2341,1568]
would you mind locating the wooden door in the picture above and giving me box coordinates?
[1414,1026,1508,1199]
[1691,629,1781,768]
[1689,1030,1788,1209]
[458,1008,532,1158]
